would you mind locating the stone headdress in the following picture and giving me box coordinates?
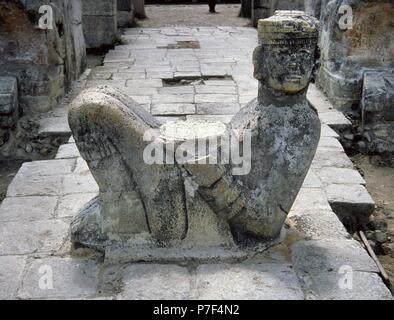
[258,11,319,46]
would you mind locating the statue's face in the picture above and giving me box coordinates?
[254,42,315,94]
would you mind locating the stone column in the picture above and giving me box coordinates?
[82,0,118,49]
[117,0,135,28]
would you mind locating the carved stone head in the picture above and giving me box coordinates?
[253,11,319,95]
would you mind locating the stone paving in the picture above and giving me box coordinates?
[1,27,392,300]
[139,5,251,28]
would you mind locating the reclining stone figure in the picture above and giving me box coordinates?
[69,11,321,258]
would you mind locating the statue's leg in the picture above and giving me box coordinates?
[69,86,187,242]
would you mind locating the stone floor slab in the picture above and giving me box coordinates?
[312,149,354,169]
[151,103,195,115]
[0,196,57,222]
[17,159,76,177]
[62,173,99,195]
[7,174,63,197]
[292,239,392,300]
[196,102,240,115]
[118,264,191,300]
[18,257,98,300]
[192,263,304,300]
[38,117,71,137]
[0,256,26,300]
[290,188,332,216]
[316,167,366,185]
[56,193,98,218]
[55,143,80,159]
[0,219,68,255]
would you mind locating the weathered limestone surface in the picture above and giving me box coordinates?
[360,70,394,164]
[317,0,394,111]
[0,0,87,113]
[18,257,98,299]
[0,256,26,300]
[68,12,321,259]
[226,11,321,241]
[292,239,393,300]
[82,0,118,49]
[251,0,320,27]
[0,26,391,300]
[117,0,135,28]
[0,77,19,146]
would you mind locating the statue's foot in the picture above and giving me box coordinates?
[70,196,106,252]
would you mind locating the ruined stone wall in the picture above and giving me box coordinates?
[316,0,394,164]
[0,0,87,114]
[317,0,394,110]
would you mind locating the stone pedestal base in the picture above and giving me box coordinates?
[71,195,281,263]
[317,66,362,111]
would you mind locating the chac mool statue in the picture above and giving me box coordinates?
[68,11,321,260]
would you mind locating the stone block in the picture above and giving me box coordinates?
[56,193,98,218]
[7,174,63,197]
[126,79,163,88]
[318,137,343,150]
[118,264,191,300]
[196,103,240,115]
[158,86,194,95]
[62,173,99,195]
[195,85,237,95]
[326,184,375,228]
[82,0,116,16]
[362,71,394,119]
[193,263,304,300]
[318,111,352,131]
[289,209,350,240]
[74,157,90,175]
[17,159,76,177]
[0,256,26,300]
[0,196,57,222]
[155,116,186,124]
[152,94,194,104]
[18,258,98,299]
[0,219,68,255]
[82,15,117,49]
[117,0,132,11]
[55,143,80,159]
[311,149,354,169]
[292,239,392,300]
[290,188,332,215]
[195,94,238,103]
[186,114,234,124]
[316,167,366,185]
[38,117,71,137]
[301,169,323,188]
[151,103,195,116]
[0,76,18,115]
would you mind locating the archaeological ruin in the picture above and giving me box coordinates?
[0,0,393,302]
